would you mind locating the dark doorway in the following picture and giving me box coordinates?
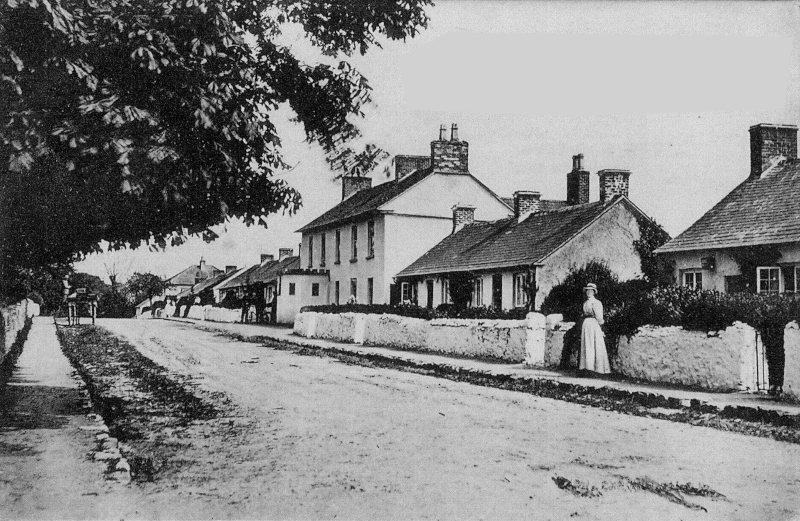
[492,274,503,309]
[426,280,434,309]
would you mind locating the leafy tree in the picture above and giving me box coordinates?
[125,272,167,307]
[69,272,110,296]
[633,215,672,285]
[0,0,432,292]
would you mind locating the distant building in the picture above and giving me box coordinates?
[657,123,800,294]
[396,156,655,309]
[164,258,222,297]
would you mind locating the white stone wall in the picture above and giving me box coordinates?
[614,322,759,391]
[363,314,428,350]
[1,299,31,360]
[294,311,540,363]
[545,315,575,368]
[784,322,800,401]
[204,307,242,323]
[186,305,208,321]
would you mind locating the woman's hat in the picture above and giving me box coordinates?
[583,283,598,292]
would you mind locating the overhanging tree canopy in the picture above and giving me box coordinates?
[0,0,431,282]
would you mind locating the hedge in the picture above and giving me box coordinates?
[300,303,529,321]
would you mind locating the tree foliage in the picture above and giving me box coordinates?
[0,0,432,291]
[125,271,166,305]
[633,215,672,285]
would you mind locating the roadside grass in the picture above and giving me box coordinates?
[56,324,246,481]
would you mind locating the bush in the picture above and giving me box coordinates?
[300,303,529,321]
[98,291,135,318]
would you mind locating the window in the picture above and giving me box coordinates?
[311,283,320,297]
[335,281,340,304]
[513,273,528,308]
[335,229,341,263]
[367,221,375,258]
[350,278,357,301]
[367,278,374,305]
[785,266,800,294]
[350,224,358,261]
[441,278,450,304]
[307,236,313,268]
[757,267,780,294]
[682,270,702,290]
[401,282,411,302]
[288,283,296,295]
[320,234,326,267]
[474,278,483,307]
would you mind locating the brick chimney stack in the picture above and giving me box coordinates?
[598,169,631,203]
[452,204,476,234]
[260,254,274,264]
[749,123,798,178]
[567,153,590,205]
[513,191,541,220]
[394,155,431,181]
[341,172,372,200]
[225,265,237,274]
[431,123,469,173]
[278,248,294,261]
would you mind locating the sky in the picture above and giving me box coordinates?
[76,0,800,282]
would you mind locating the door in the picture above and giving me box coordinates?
[426,280,434,309]
[492,274,503,309]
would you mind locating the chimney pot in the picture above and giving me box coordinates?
[567,153,590,205]
[452,204,476,233]
[513,191,541,220]
[439,124,447,141]
[749,123,798,178]
[431,123,468,173]
[451,123,459,141]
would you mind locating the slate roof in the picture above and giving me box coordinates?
[217,263,263,290]
[216,257,301,290]
[297,167,434,233]
[190,271,232,295]
[657,160,800,253]
[167,262,223,286]
[500,197,567,212]
[397,198,639,277]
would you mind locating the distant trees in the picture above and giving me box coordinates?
[0,0,432,300]
[125,272,167,308]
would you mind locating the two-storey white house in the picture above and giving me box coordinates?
[295,124,513,305]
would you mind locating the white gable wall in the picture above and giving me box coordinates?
[383,173,511,221]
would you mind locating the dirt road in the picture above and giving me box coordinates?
[86,318,799,520]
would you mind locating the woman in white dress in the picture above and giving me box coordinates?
[580,283,611,374]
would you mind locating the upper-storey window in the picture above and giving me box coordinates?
[350,224,358,261]
[320,234,326,267]
[335,229,341,264]
[367,221,375,258]
[307,236,313,268]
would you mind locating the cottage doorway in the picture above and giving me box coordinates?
[492,274,503,309]
[426,280,434,309]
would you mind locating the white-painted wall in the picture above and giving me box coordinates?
[276,273,329,324]
[783,321,800,401]
[535,201,642,309]
[615,322,761,391]
[665,243,800,293]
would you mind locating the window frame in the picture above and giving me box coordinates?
[682,269,703,291]
[757,266,780,294]
[367,220,375,259]
[513,273,528,308]
[441,278,450,305]
[334,280,340,304]
[367,277,374,305]
[311,283,320,297]
[401,281,411,302]
[473,277,483,307]
[320,233,326,267]
[335,229,341,264]
[288,282,296,296]
[350,224,358,262]
[350,278,358,300]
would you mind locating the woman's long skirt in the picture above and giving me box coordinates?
[580,317,611,374]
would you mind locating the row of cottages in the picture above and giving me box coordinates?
[657,123,800,294]
[164,258,223,297]
[295,124,659,310]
